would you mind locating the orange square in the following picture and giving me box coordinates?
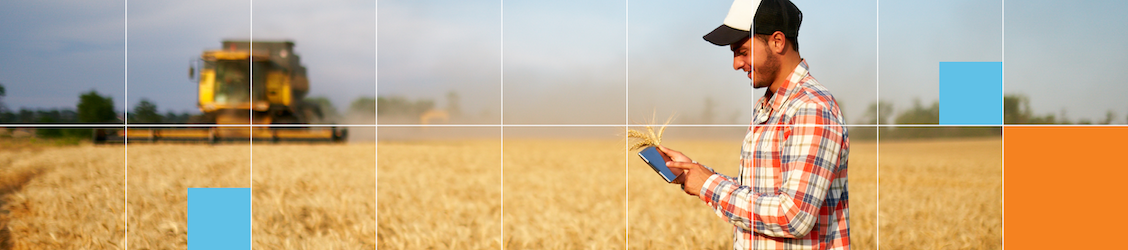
[1004,126,1128,249]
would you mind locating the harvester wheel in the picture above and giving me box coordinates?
[334,128,348,142]
[93,129,108,144]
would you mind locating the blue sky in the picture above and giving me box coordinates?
[0,0,375,118]
[1,0,1125,124]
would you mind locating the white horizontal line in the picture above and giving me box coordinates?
[1,124,1124,128]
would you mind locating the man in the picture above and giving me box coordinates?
[661,0,850,249]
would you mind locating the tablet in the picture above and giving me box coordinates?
[638,146,679,183]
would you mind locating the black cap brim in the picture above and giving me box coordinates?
[703,24,750,46]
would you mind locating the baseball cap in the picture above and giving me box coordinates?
[703,0,803,46]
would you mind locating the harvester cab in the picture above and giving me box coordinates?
[196,41,313,125]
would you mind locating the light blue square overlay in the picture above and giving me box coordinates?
[188,188,251,249]
[939,62,1003,125]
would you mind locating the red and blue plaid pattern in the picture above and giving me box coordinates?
[698,60,850,250]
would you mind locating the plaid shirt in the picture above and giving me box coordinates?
[698,60,850,250]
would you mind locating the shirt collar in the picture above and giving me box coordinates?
[756,59,810,115]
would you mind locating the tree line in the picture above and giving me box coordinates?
[0,81,1118,140]
[850,94,1124,140]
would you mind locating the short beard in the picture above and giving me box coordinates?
[753,47,780,89]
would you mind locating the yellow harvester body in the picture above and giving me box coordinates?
[98,40,345,143]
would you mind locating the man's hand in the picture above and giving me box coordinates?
[656,145,688,181]
[667,161,713,196]
[657,145,692,163]
[657,145,714,196]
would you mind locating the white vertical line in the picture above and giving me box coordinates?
[499,1,505,249]
[379,0,383,247]
[123,0,129,248]
[624,0,630,248]
[874,0,881,249]
[1000,0,1006,249]
[248,0,254,247]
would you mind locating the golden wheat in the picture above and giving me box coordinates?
[878,138,1002,249]
[0,136,998,249]
[0,144,125,249]
[0,141,376,249]
[377,138,875,249]
[626,116,673,151]
[375,137,1001,249]
[126,144,377,249]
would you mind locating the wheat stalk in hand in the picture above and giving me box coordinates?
[627,116,673,151]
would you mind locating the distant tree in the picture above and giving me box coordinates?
[699,96,716,124]
[859,100,894,125]
[163,111,192,123]
[893,98,939,125]
[35,115,63,138]
[376,96,390,116]
[129,99,163,123]
[0,112,13,123]
[1099,110,1116,125]
[885,99,1002,139]
[32,108,82,138]
[1003,94,1032,124]
[1028,113,1057,124]
[0,82,18,123]
[852,100,894,141]
[1001,94,1064,124]
[445,91,461,118]
[164,111,178,123]
[77,90,118,123]
[376,96,433,118]
[18,109,34,123]
[303,96,339,121]
[0,82,7,114]
[1058,109,1071,124]
[349,96,377,114]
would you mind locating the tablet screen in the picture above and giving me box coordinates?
[638,146,678,182]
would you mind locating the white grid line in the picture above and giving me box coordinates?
[499,0,506,248]
[1000,0,1006,249]
[875,0,881,248]
[379,0,383,247]
[248,0,255,247]
[123,0,129,247]
[13,123,1102,128]
[623,0,630,248]
[622,0,631,247]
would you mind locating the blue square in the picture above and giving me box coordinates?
[939,62,1003,125]
[188,188,251,249]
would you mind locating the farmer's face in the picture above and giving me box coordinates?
[731,38,752,80]
[749,35,779,89]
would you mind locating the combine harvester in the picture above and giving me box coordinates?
[95,40,346,143]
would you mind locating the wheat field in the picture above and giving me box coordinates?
[0,135,998,249]
[378,135,879,249]
[127,144,377,249]
[0,141,375,249]
[378,136,1001,249]
[0,144,125,249]
[878,138,1002,249]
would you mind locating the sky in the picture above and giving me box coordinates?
[0,0,1125,124]
[0,0,375,119]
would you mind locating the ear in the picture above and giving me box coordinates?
[770,31,787,54]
